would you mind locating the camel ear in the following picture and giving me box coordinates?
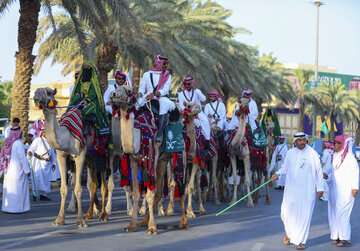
[53,88,57,96]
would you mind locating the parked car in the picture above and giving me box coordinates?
[355,146,360,162]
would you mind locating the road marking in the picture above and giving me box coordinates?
[0,232,55,251]
[250,243,264,251]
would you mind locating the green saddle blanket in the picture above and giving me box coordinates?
[162,121,185,153]
[250,125,268,148]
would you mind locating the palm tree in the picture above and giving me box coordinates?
[352,90,360,145]
[310,81,359,140]
[291,68,315,132]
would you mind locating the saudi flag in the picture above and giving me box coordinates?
[320,121,329,136]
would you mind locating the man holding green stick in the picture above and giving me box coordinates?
[271,132,324,250]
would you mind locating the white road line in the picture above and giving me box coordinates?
[250,243,264,251]
[0,232,55,251]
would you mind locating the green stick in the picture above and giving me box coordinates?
[29,156,38,199]
[216,179,273,216]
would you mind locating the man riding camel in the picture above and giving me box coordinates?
[204,91,227,131]
[137,55,175,142]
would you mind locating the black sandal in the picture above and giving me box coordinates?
[337,240,351,247]
[332,239,340,245]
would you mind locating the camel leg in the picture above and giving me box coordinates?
[205,161,213,203]
[254,170,262,204]
[66,171,76,213]
[186,163,197,218]
[212,154,220,205]
[124,186,133,216]
[99,170,109,221]
[179,195,189,229]
[229,156,238,205]
[86,170,99,215]
[106,156,115,215]
[157,176,165,216]
[265,174,271,205]
[124,157,139,232]
[146,189,157,235]
[53,152,68,226]
[166,178,175,215]
[139,197,147,216]
[74,152,87,227]
[244,155,254,208]
[85,168,97,220]
[195,169,207,215]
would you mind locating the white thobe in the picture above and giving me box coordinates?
[104,84,117,115]
[137,71,175,115]
[327,153,359,241]
[2,140,31,213]
[204,101,227,130]
[28,137,56,196]
[4,126,12,139]
[178,89,210,140]
[269,143,288,187]
[276,145,324,245]
[321,149,333,201]
[226,98,258,132]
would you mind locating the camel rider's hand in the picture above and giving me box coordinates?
[208,114,212,119]
[317,191,324,199]
[52,165,56,171]
[271,173,279,181]
[155,91,161,97]
[146,93,155,100]
[81,99,88,105]
[215,118,220,123]
[106,101,111,105]
[352,189,358,197]
[323,173,329,179]
[28,152,32,157]
[27,173,31,177]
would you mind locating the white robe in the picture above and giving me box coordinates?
[321,149,333,200]
[28,137,56,196]
[4,126,12,139]
[226,98,258,132]
[269,143,288,187]
[204,101,227,130]
[277,145,324,245]
[327,152,359,241]
[104,82,132,115]
[2,140,31,213]
[137,71,175,115]
[178,89,210,140]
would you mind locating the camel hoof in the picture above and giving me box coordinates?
[99,213,109,222]
[77,219,88,228]
[166,208,174,216]
[127,209,133,216]
[105,206,112,215]
[186,211,196,218]
[199,209,207,215]
[265,200,271,205]
[93,207,100,215]
[214,200,221,206]
[85,213,93,220]
[52,218,65,226]
[146,228,158,235]
[139,208,146,216]
[246,202,254,208]
[66,206,76,213]
[179,222,189,229]
[228,200,236,206]
[124,225,136,232]
[158,209,165,217]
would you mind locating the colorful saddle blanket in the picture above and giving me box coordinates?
[60,109,85,148]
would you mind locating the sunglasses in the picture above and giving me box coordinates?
[185,82,192,86]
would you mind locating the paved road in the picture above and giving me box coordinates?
[1,179,359,251]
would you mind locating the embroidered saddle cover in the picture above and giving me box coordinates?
[59,109,85,148]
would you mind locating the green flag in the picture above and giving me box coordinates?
[320,121,329,136]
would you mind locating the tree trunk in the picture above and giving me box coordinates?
[298,102,305,132]
[355,119,360,146]
[131,62,141,94]
[329,113,336,141]
[10,0,41,135]
[96,41,118,94]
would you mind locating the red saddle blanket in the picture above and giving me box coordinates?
[60,109,85,148]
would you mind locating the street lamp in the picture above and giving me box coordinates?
[312,0,324,139]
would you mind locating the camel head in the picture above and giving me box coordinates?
[110,85,134,108]
[265,121,275,133]
[235,98,250,118]
[34,87,57,109]
[210,122,222,132]
[183,101,201,116]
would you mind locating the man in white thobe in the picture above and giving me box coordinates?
[138,55,175,141]
[226,89,258,132]
[177,77,210,140]
[320,141,334,201]
[272,132,324,250]
[27,130,56,201]
[269,135,288,189]
[1,127,31,213]
[104,71,132,118]
[204,91,227,130]
[4,117,20,139]
[324,135,359,247]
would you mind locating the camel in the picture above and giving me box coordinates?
[33,87,107,226]
[111,85,161,234]
[228,98,254,208]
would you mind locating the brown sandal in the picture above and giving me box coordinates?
[283,236,290,245]
[296,243,306,250]
[332,239,340,245]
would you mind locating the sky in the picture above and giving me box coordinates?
[0,0,359,85]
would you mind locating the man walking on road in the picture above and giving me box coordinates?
[271,132,324,250]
